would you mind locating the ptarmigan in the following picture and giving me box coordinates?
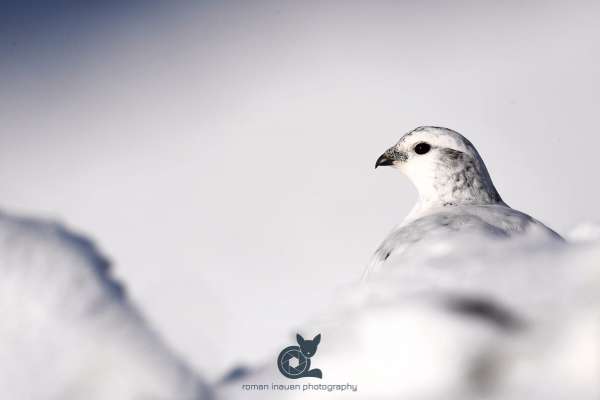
[364,126,563,279]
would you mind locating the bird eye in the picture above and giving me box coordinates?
[414,142,431,155]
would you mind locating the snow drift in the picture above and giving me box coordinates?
[1,208,597,400]
[0,212,211,400]
[220,224,600,400]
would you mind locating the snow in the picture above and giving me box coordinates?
[0,212,211,400]
[4,211,596,399]
[219,227,600,399]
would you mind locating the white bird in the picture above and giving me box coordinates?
[364,126,563,279]
[220,126,599,400]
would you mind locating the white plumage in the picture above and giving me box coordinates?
[365,126,562,278]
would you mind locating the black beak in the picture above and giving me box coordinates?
[375,154,394,169]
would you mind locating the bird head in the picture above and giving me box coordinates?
[375,126,502,207]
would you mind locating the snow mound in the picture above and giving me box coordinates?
[0,212,211,400]
[220,228,600,400]
[567,221,600,243]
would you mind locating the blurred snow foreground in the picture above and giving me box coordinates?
[0,212,211,400]
[221,225,600,400]
[2,209,598,400]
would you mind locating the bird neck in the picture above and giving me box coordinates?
[407,158,503,217]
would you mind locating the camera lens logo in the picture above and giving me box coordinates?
[277,333,322,379]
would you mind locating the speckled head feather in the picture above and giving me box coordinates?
[376,126,503,215]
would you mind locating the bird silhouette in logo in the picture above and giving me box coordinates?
[277,334,322,379]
